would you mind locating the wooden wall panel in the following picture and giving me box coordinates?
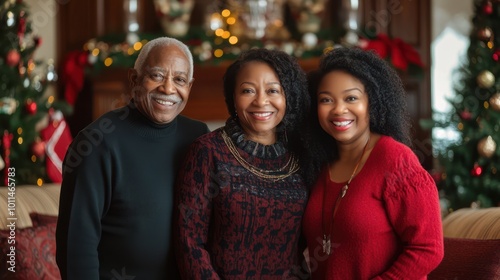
[361,0,433,169]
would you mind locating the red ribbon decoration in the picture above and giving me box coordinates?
[359,33,424,72]
[2,130,13,186]
[61,51,89,106]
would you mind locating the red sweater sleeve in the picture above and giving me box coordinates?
[174,138,221,280]
[375,148,444,280]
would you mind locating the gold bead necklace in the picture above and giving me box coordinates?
[221,129,299,182]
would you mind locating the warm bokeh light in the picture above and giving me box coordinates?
[221,9,231,17]
[104,57,113,67]
[215,28,224,37]
[133,42,142,51]
[222,31,231,39]
[229,36,238,45]
[226,17,236,25]
[214,49,224,58]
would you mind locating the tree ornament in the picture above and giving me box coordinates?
[0,97,17,115]
[2,131,13,186]
[471,163,483,177]
[17,15,26,40]
[478,135,497,158]
[33,36,42,47]
[459,109,472,120]
[477,27,493,42]
[6,10,15,27]
[31,138,46,158]
[493,49,500,61]
[6,49,20,66]
[477,70,495,88]
[489,93,500,111]
[25,99,37,114]
[483,1,493,14]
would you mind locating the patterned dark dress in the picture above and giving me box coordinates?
[175,118,308,279]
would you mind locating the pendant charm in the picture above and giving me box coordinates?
[341,185,349,198]
[322,235,331,255]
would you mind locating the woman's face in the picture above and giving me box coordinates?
[233,61,286,144]
[317,70,370,145]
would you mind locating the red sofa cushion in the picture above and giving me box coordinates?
[29,212,58,227]
[0,213,60,280]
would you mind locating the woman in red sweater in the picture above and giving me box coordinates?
[302,47,444,279]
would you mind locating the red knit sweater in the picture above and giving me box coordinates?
[302,136,444,279]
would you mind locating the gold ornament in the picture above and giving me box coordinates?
[477,27,493,42]
[490,93,500,111]
[477,70,496,88]
[478,135,497,158]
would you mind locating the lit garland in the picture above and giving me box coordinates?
[81,7,336,73]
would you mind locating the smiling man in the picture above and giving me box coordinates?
[56,37,209,280]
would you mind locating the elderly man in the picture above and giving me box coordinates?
[56,37,209,280]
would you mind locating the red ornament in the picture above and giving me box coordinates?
[471,163,483,177]
[459,110,472,120]
[2,131,14,186]
[430,170,443,183]
[25,100,37,115]
[5,50,20,66]
[483,2,493,14]
[31,139,46,158]
[493,49,500,61]
[34,36,42,47]
[17,16,26,43]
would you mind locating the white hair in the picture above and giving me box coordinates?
[133,37,194,80]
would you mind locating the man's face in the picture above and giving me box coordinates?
[129,44,192,124]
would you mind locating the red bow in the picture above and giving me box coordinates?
[61,51,90,106]
[359,33,424,71]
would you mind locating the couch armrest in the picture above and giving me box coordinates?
[0,184,61,230]
[442,207,500,239]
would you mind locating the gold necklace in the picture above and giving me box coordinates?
[321,136,370,255]
[221,129,299,182]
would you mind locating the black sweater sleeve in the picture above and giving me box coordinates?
[56,128,112,280]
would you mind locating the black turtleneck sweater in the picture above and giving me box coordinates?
[56,103,209,280]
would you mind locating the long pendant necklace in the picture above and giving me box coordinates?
[322,136,370,255]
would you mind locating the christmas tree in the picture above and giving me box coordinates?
[434,0,500,210]
[0,0,70,186]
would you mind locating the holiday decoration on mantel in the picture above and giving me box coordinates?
[358,33,425,75]
[425,0,500,210]
[0,0,71,186]
[71,0,423,83]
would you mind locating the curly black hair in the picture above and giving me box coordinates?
[304,47,412,180]
[222,48,315,186]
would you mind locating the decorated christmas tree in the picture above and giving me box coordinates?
[0,0,71,186]
[434,0,500,210]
